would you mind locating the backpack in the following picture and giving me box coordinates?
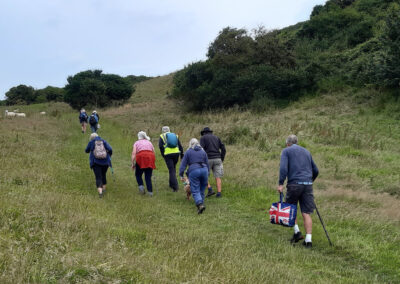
[165,133,178,148]
[89,115,97,126]
[93,140,107,159]
[79,112,87,120]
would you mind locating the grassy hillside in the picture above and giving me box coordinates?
[1,76,400,282]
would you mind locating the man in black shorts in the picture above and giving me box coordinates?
[277,135,319,248]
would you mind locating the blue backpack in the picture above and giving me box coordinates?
[165,133,178,148]
[79,112,87,120]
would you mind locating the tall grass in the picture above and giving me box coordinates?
[0,78,399,282]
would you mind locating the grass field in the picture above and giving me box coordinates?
[1,76,399,283]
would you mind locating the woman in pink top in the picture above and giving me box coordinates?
[132,131,156,196]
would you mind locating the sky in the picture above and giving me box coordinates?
[0,0,326,100]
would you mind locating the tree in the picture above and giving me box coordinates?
[207,27,255,69]
[126,75,152,84]
[5,85,36,105]
[35,86,65,102]
[64,69,134,110]
[102,74,134,101]
[379,4,400,87]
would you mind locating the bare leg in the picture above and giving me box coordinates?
[216,177,222,193]
[302,213,312,234]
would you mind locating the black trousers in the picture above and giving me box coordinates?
[92,164,108,188]
[164,153,180,191]
[135,164,153,192]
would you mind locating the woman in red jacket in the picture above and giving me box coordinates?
[131,131,156,196]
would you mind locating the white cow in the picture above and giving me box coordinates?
[40,111,46,115]
[15,113,26,117]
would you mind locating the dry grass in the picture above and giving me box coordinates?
[0,79,400,282]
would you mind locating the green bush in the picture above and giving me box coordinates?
[64,70,134,110]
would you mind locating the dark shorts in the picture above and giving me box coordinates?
[286,184,315,214]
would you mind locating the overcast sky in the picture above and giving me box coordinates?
[0,0,326,100]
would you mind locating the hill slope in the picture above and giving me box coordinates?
[0,76,399,282]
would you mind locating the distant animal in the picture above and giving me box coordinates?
[13,109,19,112]
[40,111,46,115]
[4,110,16,117]
[15,113,26,117]
[183,177,191,200]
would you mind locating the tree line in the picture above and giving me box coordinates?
[172,0,400,111]
[1,70,151,109]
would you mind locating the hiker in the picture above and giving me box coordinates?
[131,131,156,197]
[79,109,88,133]
[85,133,113,198]
[200,127,226,198]
[158,126,184,192]
[278,134,319,248]
[179,138,209,214]
[89,110,100,133]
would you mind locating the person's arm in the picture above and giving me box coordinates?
[103,140,112,156]
[179,152,189,178]
[131,144,137,168]
[178,138,184,159]
[311,157,319,181]
[159,137,165,158]
[219,138,226,162]
[278,150,288,192]
[204,151,210,175]
[200,137,205,149]
[85,141,92,153]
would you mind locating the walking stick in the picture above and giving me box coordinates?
[110,166,116,183]
[315,203,333,246]
[109,157,116,183]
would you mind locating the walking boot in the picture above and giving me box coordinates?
[197,204,206,214]
[290,232,304,243]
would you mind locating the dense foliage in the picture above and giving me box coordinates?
[126,75,153,84]
[173,0,400,110]
[4,85,36,105]
[64,70,134,109]
[4,85,66,106]
[2,71,137,108]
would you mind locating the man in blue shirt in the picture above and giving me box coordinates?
[278,134,319,248]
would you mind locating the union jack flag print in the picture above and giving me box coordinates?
[269,194,297,227]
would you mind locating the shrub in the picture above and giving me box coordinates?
[64,70,134,110]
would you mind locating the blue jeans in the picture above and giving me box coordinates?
[189,168,208,206]
[90,124,98,133]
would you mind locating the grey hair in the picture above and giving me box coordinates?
[138,131,150,141]
[90,133,98,141]
[286,134,298,146]
[188,138,201,150]
[162,126,170,133]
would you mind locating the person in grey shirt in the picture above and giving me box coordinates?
[200,127,226,198]
[278,134,319,248]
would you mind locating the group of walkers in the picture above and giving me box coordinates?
[80,110,226,214]
[80,111,320,247]
[79,109,100,133]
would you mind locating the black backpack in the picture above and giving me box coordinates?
[89,115,97,126]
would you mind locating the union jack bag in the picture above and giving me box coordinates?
[269,193,297,227]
